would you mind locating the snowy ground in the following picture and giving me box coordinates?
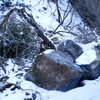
[0,57,100,100]
[0,0,100,100]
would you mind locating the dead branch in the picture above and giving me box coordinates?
[0,82,23,92]
[55,30,82,38]
[0,76,9,82]
[0,7,56,51]
[64,9,74,29]
[53,7,73,34]
[56,0,62,23]
[0,60,6,73]
[19,8,56,50]
[0,8,16,29]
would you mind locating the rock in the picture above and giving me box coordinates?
[56,43,75,62]
[25,50,83,91]
[57,41,65,52]
[80,61,100,79]
[57,40,83,59]
[90,62,100,79]
[3,1,12,7]
[50,35,60,44]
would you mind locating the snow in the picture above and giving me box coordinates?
[80,42,98,51]
[44,49,54,54]
[0,90,27,100]
[48,79,100,100]
[76,42,98,65]
[0,0,100,100]
[76,50,97,65]
[25,0,76,41]
[0,58,100,100]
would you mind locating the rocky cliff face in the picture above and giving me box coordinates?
[69,0,100,35]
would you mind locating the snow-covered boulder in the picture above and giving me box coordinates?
[25,50,83,91]
[57,40,83,60]
[76,43,100,79]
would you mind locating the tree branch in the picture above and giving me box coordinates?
[19,8,56,50]
[0,8,16,29]
[0,7,56,50]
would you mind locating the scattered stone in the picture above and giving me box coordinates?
[24,98,32,100]
[57,40,83,59]
[25,92,30,96]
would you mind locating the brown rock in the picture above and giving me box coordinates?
[25,50,83,91]
[57,40,83,59]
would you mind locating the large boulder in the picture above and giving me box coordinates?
[25,50,83,91]
[57,40,83,60]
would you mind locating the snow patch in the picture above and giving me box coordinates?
[48,76,100,100]
[76,42,99,65]
[44,49,54,54]
[76,50,97,65]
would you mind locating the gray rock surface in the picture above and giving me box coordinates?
[57,40,83,59]
[80,62,100,79]
[25,50,83,91]
[69,0,100,35]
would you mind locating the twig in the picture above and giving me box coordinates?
[63,2,70,18]
[0,82,23,92]
[0,60,6,73]
[55,30,81,38]
[65,9,74,28]
[0,76,9,82]
[33,0,44,8]
[56,0,62,23]
[53,7,73,34]
[68,24,81,33]
[0,8,16,29]
[19,8,56,50]
[0,7,56,50]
